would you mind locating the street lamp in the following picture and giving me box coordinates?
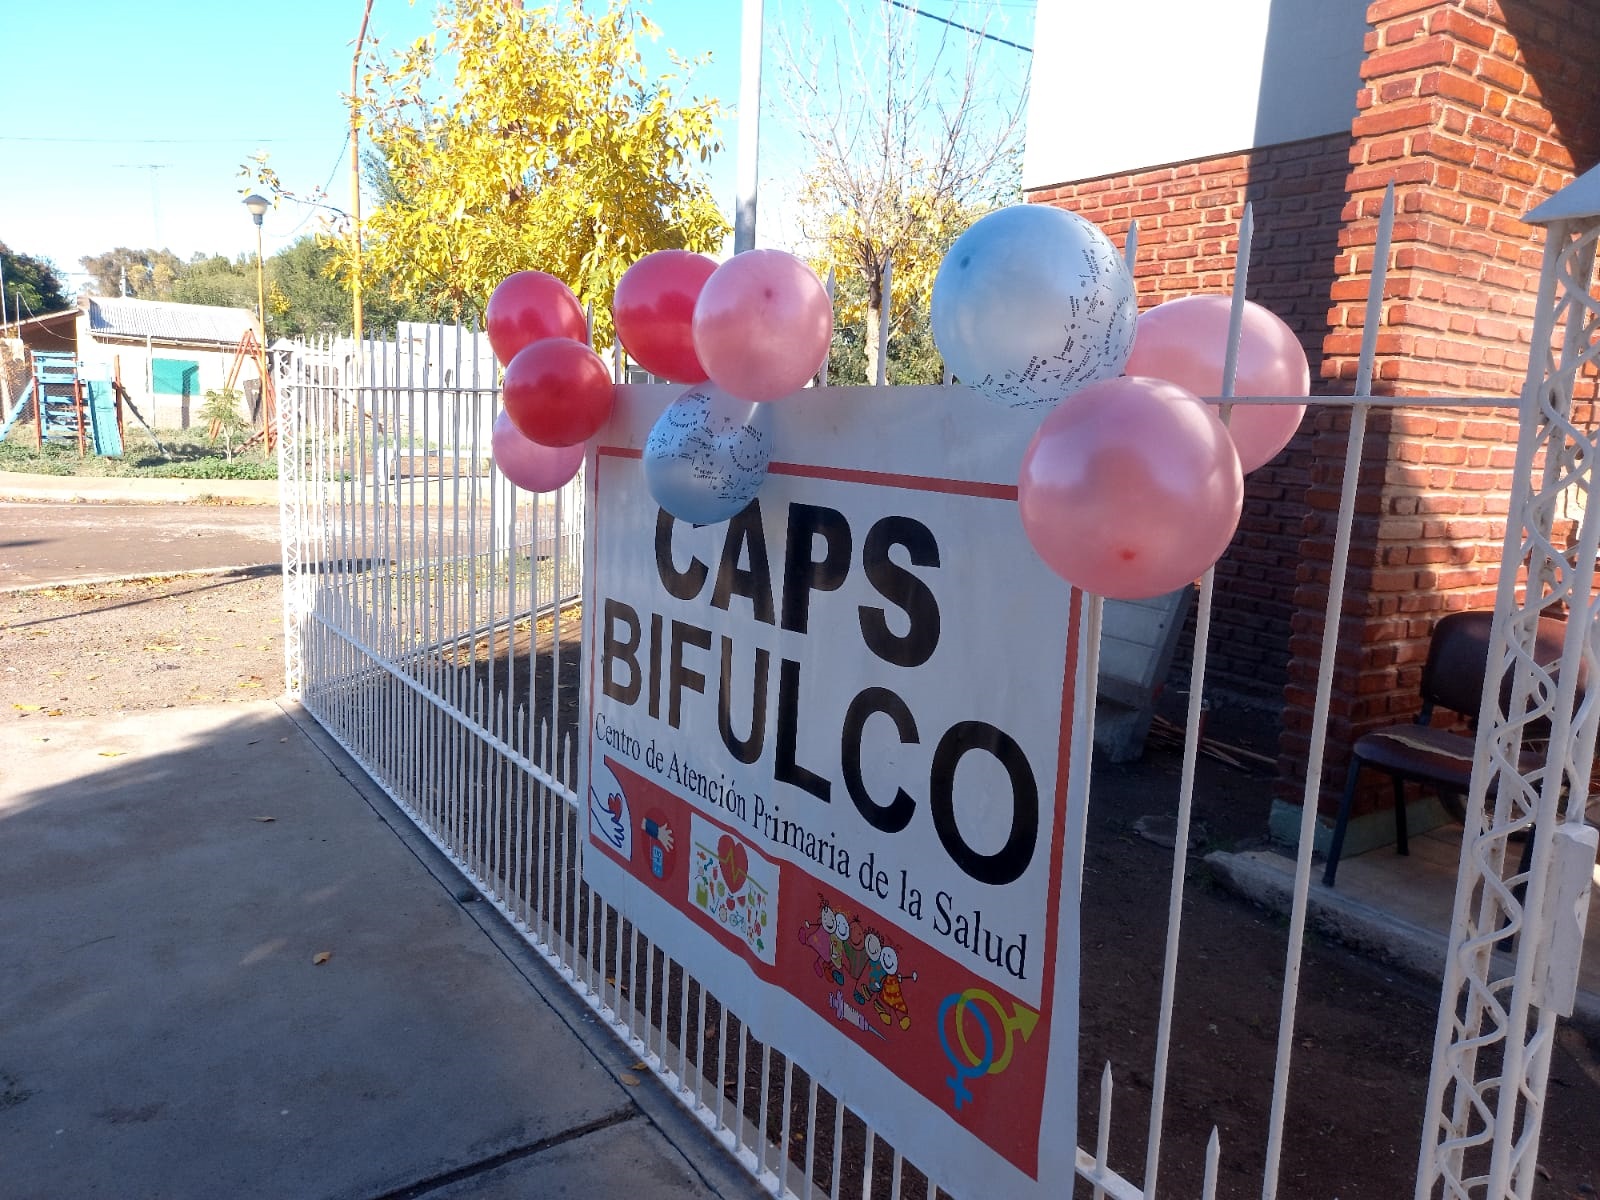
[242,194,270,422]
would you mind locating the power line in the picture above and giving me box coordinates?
[1,134,324,145]
[884,0,1033,53]
[274,132,354,243]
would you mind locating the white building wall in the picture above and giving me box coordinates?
[1023,0,1368,190]
[78,332,242,431]
[1253,0,1369,146]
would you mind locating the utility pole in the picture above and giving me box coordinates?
[735,0,763,253]
[350,0,374,346]
[112,163,173,246]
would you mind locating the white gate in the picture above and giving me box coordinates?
[275,180,1600,1199]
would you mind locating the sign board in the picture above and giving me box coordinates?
[581,384,1088,1197]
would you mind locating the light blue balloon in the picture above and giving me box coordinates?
[644,385,774,525]
[931,204,1137,410]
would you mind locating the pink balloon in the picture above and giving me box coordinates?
[1122,295,1310,473]
[1018,376,1243,600]
[492,410,584,492]
[692,250,833,402]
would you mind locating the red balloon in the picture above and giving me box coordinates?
[613,250,718,383]
[486,271,588,368]
[1018,376,1243,600]
[501,338,615,448]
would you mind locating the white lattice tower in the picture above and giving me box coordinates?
[1418,166,1600,1199]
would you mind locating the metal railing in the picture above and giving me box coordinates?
[275,190,1597,1199]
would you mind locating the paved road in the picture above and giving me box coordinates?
[0,502,282,589]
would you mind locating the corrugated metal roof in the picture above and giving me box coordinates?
[86,297,255,345]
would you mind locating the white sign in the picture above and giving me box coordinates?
[581,384,1089,1197]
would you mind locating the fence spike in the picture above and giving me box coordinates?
[1094,1061,1113,1200]
[1202,1128,1221,1200]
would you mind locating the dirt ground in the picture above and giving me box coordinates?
[1,570,285,719]
[4,570,1599,1198]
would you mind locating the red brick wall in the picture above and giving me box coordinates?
[1027,133,1353,700]
[1282,0,1600,818]
[1027,0,1600,833]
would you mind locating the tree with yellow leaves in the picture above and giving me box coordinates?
[347,0,729,340]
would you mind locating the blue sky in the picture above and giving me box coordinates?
[1,0,1033,294]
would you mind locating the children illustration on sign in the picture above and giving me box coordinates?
[798,894,918,1036]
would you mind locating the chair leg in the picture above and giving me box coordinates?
[1393,775,1409,857]
[1323,757,1364,888]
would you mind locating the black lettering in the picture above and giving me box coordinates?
[717,636,768,764]
[668,620,711,728]
[841,686,919,833]
[647,612,663,720]
[930,722,1038,886]
[859,516,941,668]
[711,500,776,624]
[780,503,851,634]
[775,658,830,803]
[601,598,641,705]
[655,509,709,601]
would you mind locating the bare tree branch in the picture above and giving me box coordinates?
[772,0,1029,382]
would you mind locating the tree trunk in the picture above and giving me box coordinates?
[865,265,885,386]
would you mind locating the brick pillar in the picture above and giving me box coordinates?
[1276,0,1600,850]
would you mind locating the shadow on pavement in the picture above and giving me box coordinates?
[0,700,756,1200]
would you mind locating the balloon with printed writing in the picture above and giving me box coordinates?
[485,270,589,368]
[491,409,583,492]
[931,204,1136,409]
[692,250,833,403]
[501,336,615,448]
[1122,295,1310,473]
[613,250,719,383]
[1017,375,1243,599]
[644,384,774,525]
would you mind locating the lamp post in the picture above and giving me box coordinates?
[242,194,270,419]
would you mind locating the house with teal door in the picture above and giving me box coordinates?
[76,296,256,429]
[5,295,256,431]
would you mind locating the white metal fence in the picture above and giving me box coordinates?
[275,187,1598,1199]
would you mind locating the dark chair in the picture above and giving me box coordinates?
[1322,610,1574,887]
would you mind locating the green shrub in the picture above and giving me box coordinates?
[0,424,277,480]
[148,457,278,480]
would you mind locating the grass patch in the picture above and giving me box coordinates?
[0,427,277,480]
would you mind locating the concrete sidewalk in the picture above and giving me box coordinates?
[0,699,759,1200]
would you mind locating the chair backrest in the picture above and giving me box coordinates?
[1422,610,1580,723]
